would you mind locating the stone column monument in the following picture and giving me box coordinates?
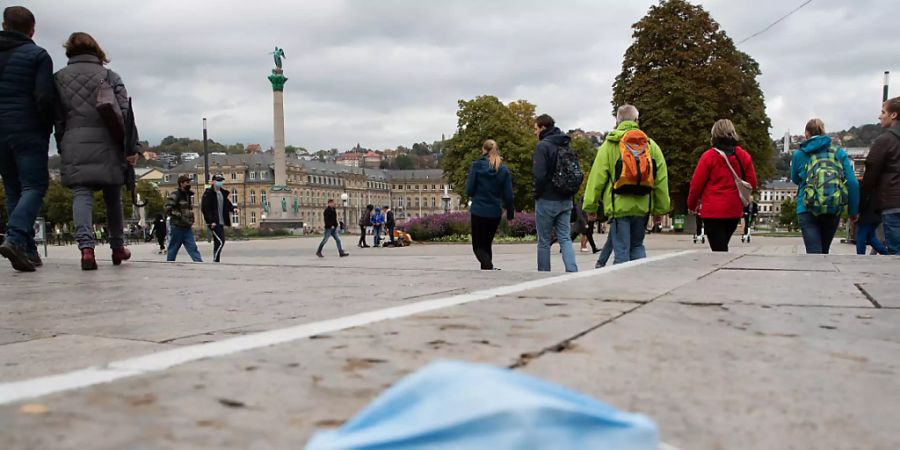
[261,46,303,231]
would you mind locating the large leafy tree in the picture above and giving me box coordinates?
[613,0,773,212]
[442,96,537,211]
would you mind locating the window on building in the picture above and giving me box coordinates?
[261,191,267,207]
[415,197,420,207]
[406,185,411,190]
[250,171,257,180]
[250,212,256,224]
[164,174,171,182]
[432,185,436,190]
[432,197,436,208]
[231,191,238,204]
[260,171,267,180]
[189,173,196,180]
[231,172,237,180]
[231,214,239,225]
[250,190,256,204]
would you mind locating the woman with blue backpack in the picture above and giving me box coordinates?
[791,119,859,254]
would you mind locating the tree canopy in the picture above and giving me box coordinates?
[613,0,773,212]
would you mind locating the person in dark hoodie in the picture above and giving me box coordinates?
[465,139,514,270]
[0,6,56,272]
[532,114,577,272]
[687,119,758,252]
[201,174,238,262]
[791,118,859,254]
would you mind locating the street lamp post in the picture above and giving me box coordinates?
[441,185,451,214]
[884,71,891,102]
[202,118,210,185]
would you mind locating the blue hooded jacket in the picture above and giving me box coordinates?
[791,135,859,216]
[371,210,385,226]
[465,156,514,219]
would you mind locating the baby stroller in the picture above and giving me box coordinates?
[692,213,705,244]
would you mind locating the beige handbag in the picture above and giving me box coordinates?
[715,149,753,207]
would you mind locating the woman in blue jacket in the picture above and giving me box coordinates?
[791,119,859,254]
[465,139,514,270]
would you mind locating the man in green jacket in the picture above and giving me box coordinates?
[582,105,670,265]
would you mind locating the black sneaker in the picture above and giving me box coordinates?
[0,241,36,272]
[339,252,350,257]
[316,251,324,258]
[27,252,43,268]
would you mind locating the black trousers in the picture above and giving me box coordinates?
[211,224,225,262]
[471,214,501,270]
[703,218,740,252]
[358,226,368,246]
[156,233,165,250]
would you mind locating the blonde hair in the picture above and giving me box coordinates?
[483,139,501,171]
[710,119,740,146]
[805,118,825,136]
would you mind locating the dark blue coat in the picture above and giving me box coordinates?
[0,31,56,135]
[466,156,514,220]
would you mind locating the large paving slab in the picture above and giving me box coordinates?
[522,302,900,450]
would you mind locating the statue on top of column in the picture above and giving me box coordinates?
[271,46,286,71]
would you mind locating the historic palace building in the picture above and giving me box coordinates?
[158,155,461,230]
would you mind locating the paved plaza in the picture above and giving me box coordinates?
[1,234,898,449]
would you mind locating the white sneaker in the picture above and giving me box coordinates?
[580,248,590,252]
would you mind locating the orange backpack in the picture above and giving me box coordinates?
[613,129,654,195]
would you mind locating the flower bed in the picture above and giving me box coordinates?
[399,212,536,241]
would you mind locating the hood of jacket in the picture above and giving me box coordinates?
[799,135,832,154]
[712,137,739,156]
[0,31,31,51]
[539,127,571,147]
[604,121,640,144]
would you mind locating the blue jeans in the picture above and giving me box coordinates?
[0,133,49,253]
[595,228,614,268]
[535,198,577,272]
[610,216,647,265]
[167,226,203,262]
[317,226,345,254]
[373,225,383,246]
[798,213,840,254]
[387,225,395,242]
[883,212,900,255]
[855,222,888,255]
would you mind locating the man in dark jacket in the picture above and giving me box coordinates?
[532,114,577,272]
[860,97,900,254]
[165,175,202,262]
[201,174,238,262]
[317,199,349,258]
[0,6,56,272]
[384,205,396,245]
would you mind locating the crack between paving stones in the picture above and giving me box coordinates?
[854,283,881,308]
[507,255,739,369]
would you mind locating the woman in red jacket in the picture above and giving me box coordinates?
[687,119,758,252]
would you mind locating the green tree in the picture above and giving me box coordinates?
[394,154,414,170]
[442,96,537,211]
[135,180,166,219]
[41,179,73,226]
[570,136,598,200]
[778,198,798,231]
[613,0,773,213]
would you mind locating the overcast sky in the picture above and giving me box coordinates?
[22,0,897,151]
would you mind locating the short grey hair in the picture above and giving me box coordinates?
[616,105,639,124]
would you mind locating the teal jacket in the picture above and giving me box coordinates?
[790,135,859,216]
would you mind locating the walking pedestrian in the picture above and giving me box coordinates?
[533,114,579,272]
[0,6,56,272]
[201,174,238,262]
[791,118,859,254]
[384,205,396,245]
[855,199,889,255]
[687,119,758,252]
[358,204,373,248]
[316,199,349,258]
[150,214,166,254]
[465,139,514,270]
[165,175,202,262]
[583,105,670,265]
[54,32,139,270]
[372,207,385,247]
[859,97,900,255]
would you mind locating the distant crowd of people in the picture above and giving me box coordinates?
[2,6,899,273]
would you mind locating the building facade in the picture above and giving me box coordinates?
[160,155,461,231]
[757,180,798,224]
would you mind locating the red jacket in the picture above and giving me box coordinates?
[687,146,757,219]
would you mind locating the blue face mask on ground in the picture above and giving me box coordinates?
[215,181,224,188]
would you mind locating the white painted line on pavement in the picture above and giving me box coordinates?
[0,250,694,406]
